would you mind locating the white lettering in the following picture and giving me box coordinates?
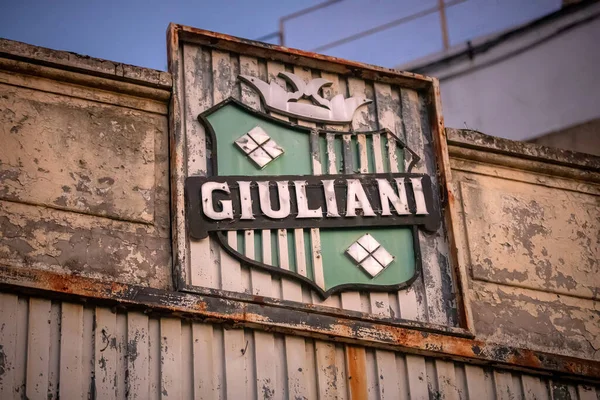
[410,177,429,215]
[345,179,375,217]
[201,182,233,220]
[293,181,322,218]
[258,181,291,219]
[237,181,254,220]
[321,179,340,217]
[376,178,410,216]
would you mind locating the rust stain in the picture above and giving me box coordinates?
[508,350,543,369]
[109,281,130,296]
[192,300,208,312]
[331,320,354,338]
[346,346,368,400]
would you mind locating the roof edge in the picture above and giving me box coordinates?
[447,128,600,172]
[0,37,172,90]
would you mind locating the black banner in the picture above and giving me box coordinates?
[186,173,440,239]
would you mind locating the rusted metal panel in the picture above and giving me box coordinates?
[1,28,599,400]
[2,267,599,383]
[2,292,598,399]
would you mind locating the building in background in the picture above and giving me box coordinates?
[269,0,598,155]
[399,1,600,155]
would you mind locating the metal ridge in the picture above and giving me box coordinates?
[1,265,600,383]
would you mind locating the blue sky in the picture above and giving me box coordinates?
[0,0,561,71]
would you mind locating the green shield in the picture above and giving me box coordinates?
[198,98,419,297]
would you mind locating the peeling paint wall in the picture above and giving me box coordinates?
[0,39,173,289]
[448,129,600,362]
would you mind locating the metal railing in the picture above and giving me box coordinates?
[256,0,465,52]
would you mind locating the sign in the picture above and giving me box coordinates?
[185,72,442,298]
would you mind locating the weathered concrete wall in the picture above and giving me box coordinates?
[0,39,173,289]
[448,128,600,361]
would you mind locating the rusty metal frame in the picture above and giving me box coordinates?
[167,24,471,335]
[1,265,599,383]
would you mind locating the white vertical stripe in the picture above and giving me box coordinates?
[464,364,495,399]
[405,354,429,400]
[401,87,447,325]
[223,328,249,399]
[192,323,217,399]
[47,301,60,399]
[59,303,84,400]
[0,294,18,398]
[240,53,273,300]
[376,350,400,399]
[148,317,161,400]
[494,370,522,400]
[436,360,459,400]
[521,375,550,400]
[292,66,326,299]
[181,321,194,399]
[577,384,598,400]
[128,312,150,399]
[26,298,52,399]
[95,307,119,399]
[160,318,182,399]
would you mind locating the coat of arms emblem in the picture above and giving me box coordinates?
[185,72,441,298]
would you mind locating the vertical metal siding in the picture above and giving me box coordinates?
[1,292,598,399]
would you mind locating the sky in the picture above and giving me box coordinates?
[0,0,561,71]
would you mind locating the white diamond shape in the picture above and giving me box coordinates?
[346,242,369,263]
[234,127,285,169]
[247,147,272,168]
[360,256,384,277]
[234,133,258,154]
[345,233,394,278]
[357,233,379,252]
[247,126,270,145]
[372,246,394,268]
[262,140,284,158]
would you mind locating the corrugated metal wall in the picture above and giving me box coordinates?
[1,292,598,400]
[178,43,456,327]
